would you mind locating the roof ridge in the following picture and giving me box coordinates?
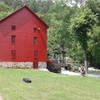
[0,5,49,28]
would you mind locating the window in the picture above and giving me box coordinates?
[11,35,16,44]
[34,50,38,57]
[11,50,16,59]
[33,27,37,32]
[33,37,37,44]
[11,25,16,30]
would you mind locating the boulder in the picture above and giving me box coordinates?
[23,78,32,83]
[47,61,61,73]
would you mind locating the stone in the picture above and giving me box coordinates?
[47,61,61,73]
[23,78,32,83]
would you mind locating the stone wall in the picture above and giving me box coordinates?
[38,62,47,68]
[0,62,47,69]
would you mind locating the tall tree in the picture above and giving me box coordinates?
[47,1,74,61]
[71,8,97,70]
[86,0,100,68]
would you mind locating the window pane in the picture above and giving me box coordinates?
[11,35,16,44]
[33,27,37,32]
[11,25,16,30]
[33,37,37,44]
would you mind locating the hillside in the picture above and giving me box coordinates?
[0,68,100,100]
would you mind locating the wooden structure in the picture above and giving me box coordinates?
[0,6,49,68]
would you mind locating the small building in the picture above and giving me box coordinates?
[0,5,49,69]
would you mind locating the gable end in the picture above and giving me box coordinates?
[0,5,49,29]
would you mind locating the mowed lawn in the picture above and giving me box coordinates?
[0,68,100,100]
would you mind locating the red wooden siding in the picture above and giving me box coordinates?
[0,6,48,62]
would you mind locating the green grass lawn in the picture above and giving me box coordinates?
[0,68,100,100]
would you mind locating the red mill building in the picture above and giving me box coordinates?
[0,6,49,69]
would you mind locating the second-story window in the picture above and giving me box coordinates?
[33,27,37,32]
[33,37,37,44]
[11,25,16,30]
[11,35,16,44]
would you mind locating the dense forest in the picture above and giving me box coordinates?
[0,0,100,68]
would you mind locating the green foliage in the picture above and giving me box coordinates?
[0,2,13,19]
[86,0,100,25]
[88,26,100,67]
[0,0,23,10]
[70,7,97,68]
[47,3,76,60]
[86,0,100,68]
[71,8,97,49]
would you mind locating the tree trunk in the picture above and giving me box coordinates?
[84,60,88,72]
[88,51,93,67]
[62,49,66,67]
[84,50,89,73]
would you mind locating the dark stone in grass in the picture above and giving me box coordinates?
[23,78,32,83]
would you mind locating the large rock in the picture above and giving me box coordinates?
[23,78,32,83]
[65,63,79,72]
[65,63,73,70]
[47,61,61,73]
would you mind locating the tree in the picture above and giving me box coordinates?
[47,1,74,62]
[71,8,97,70]
[88,26,100,68]
[86,0,100,25]
[0,0,23,10]
[85,0,100,68]
[0,2,13,19]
